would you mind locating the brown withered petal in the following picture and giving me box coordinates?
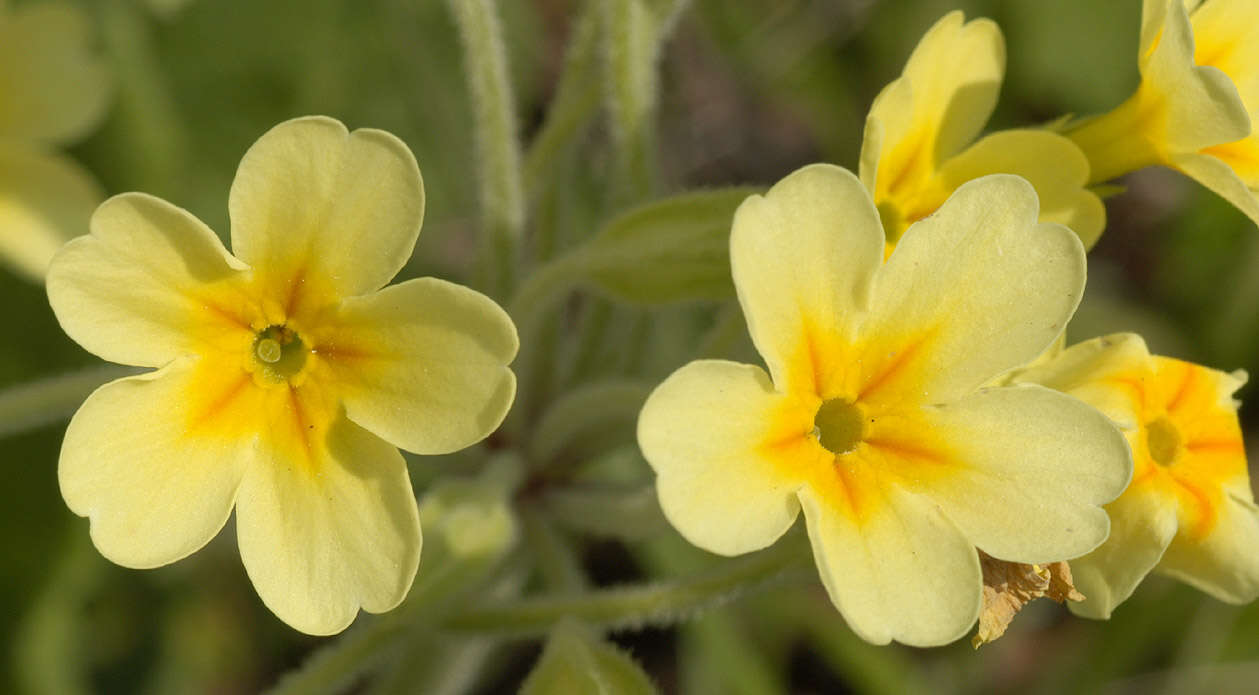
[973,552,1084,647]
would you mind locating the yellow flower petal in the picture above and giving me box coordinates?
[1170,151,1259,224]
[0,2,110,143]
[1069,481,1180,619]
[46,193,253,368]
[798,481,981,647]
[729,164,883,394]
[59,360,250,569]
[861,11,1003,203]
[1189,0,1259,106]
[235,414,422,636]
[1071,0,1251,183]
[913,385,1132,563]
[637,360,803,556]
[936,130,1105,248]
[1158,492,1259,604]
[315,277,519,455]
[1010,333,1152,429]
[1144,0,1250,154]
[0,141,102,281]
[866,175,1085,404]
[228,116,425,308]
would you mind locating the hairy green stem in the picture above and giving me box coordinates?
[601,0,660,204]
[446,0,525,298]
[0,365,137,439]
[442,539,811,638]
[523,0,602,201]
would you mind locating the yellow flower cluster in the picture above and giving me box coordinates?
[31,0,1259,645]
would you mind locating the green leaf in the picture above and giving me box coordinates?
[578,187,760,303]
[529,380,651,463]
[520,619,658,695]
[542,484,668,543]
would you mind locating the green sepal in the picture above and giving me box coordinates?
[520,619,658,695]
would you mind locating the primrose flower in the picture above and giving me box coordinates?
[860,11,1104,252]
[46,116,519,635]
[637,165,1131,646]
[1013,334,1259,618]
[0,1,109,281]
[1067,0,1259,224]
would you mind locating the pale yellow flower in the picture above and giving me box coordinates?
[0,1,109,280]
[1067,0,1259,224]
[46,116,519,635]
[1013,334,1259,618]
[637,165,1131,646]
[861,11,1104,252]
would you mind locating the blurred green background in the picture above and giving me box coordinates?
[5,0,1259,692]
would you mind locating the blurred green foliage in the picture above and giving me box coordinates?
[6,0,1259,693]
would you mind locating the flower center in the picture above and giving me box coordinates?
[813,398,866,455]
[1145,415,1183,466]
[252,325,308,383]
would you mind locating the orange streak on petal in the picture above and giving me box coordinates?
[186,367,253,434]
[1169,472,1222,540]
[857,329,936,404]
[1164,361,1198,415]
[1185,438,1246,456]
[863,437,949,467]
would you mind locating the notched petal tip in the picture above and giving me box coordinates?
[229,115,427,301]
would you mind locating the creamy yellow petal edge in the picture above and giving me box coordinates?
[729,164,883,394]
[637,360,803,556]
[1069,483,1180,619]
[229,116,425,305]
[1142,0,1249,155]
[936,130,1105,249]
[1170,152,1259,225]
[46,193,253,368]
[916,385,1132,563]
[59,359,250,569]
[235,414,422,636]
[798,482,981,647]
[866,175,1086,404]
[1158,492,1259,604]
[860,11,1004,195]
[0,141,102,281]
[317,277,519,456]
[1010,333,1152,429]
[0,3,110,143]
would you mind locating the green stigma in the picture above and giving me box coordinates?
[813,398,866,455]
[252,325,308,382]
[1146,415,1183,467]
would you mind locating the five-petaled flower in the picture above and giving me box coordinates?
[1067,0,1259,225]
[637,165,1132,646]
[46,116,519,635]
[1013,333,1259,618]
[860,11,1103,253]
[0,1,109,281]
